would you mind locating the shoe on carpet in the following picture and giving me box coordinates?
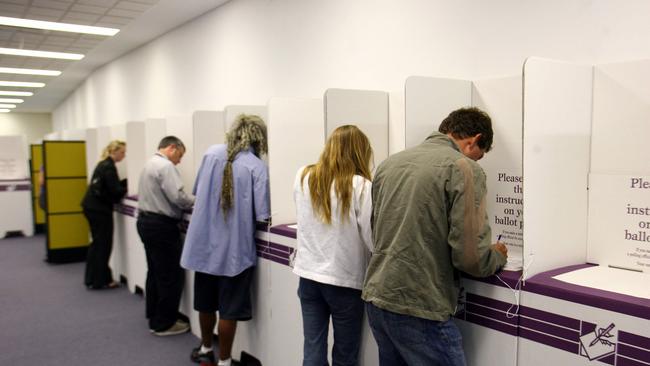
[152,320,190,336]
[198,354,216,366]
[191,346,214,363]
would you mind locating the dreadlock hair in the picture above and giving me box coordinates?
[221,114,268,215]
[301,125,373,224]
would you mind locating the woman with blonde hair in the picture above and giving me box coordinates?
[81,140,127,289]
[293,125,374,366]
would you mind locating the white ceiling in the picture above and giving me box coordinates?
[0,0,230,113]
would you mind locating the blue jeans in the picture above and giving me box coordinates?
[366,302,467,366]
[298,277,364,366]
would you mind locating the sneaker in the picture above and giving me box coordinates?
[191,346,214,363]
[198,354,216,366]
[152,320,190,336]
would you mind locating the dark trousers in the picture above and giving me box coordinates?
[136,213,184,331]
[298,277,365,366]
[366,302,467,366]
[84,209,114,288]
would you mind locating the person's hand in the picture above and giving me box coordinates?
[492,242,508,259]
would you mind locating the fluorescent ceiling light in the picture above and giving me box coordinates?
[0,98,24,103]
[0,16,119,36]
[0,47,84,60]
[0,104,16,108]
[0,67,61,76]
[0,91,32,96]
[0,109,10,113]
[0,81,45,88]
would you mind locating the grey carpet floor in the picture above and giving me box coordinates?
[0,234,199,366]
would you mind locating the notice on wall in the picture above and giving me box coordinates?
[0,135,29,180]
[588,174,650,273]
[486,169,523,267]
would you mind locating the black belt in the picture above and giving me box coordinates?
[138,210,179,223]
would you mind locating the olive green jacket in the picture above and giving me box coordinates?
[362,132,506,321]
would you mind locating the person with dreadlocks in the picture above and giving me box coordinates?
[181,114,271,366]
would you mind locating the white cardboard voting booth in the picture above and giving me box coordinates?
[0,135,33,238]
[51,58,650,366]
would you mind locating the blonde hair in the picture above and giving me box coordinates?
[101,140,126,160]
[301,125,373,224]
[221,114,268,215]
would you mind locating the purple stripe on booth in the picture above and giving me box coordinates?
[463,269,522,289]
[0,184,31,191]
[465,292,515,313]
[464,313,518,336]
[519,327,579,354]
[125,195,138,201]
[270,224,297,239]
[465,302,519,326]
[519,316,580,342]
[256,245,291,260]
[618,344,650,363]
[257,250,290,266]
[519,305,580,330]
[619,332,650,350]
[255,239,294,256]
[524,263,650,321]
[596,354,616,365]
[617,355,649,366]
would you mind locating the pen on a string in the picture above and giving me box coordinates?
[497,234,502,242]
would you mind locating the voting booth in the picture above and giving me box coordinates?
[404,74,524,366]
[0,135,33,238]
[29,144,45,233]
[50,57,650,366]
[42,140,89,263]
[517,58,650,366]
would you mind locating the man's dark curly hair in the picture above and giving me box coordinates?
[438,107,493,152]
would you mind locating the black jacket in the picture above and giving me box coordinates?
[81,158,127,213]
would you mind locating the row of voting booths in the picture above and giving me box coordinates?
[40,56,649,365]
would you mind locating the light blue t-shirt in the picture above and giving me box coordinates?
[181,144,270,277]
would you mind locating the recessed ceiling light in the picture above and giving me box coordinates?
[0,91,32,96]
[0,109,10,113]
[0,16,119,36]
[0,47,84,60]
[0,104,16,108]
[0,81,45,88]
[0,67,61,76]
[0,98,23,103]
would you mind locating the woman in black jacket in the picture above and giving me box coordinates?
[81,140,128,289]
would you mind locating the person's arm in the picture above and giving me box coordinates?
[355,177,373,253]
[103,162,127,203]
[447,158,506,277]
[160,164,195,209]
[253,165,271,223]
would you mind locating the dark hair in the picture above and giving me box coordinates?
[438,107,493,152]
[158,136,185,150]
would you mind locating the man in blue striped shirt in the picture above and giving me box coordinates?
[182,114,271,366]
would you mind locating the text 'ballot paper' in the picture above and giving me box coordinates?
[579,323,616,361]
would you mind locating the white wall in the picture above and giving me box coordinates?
[0,113,52,144]
[53,0,650,133]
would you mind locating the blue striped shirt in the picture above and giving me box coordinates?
[181,144,270,276]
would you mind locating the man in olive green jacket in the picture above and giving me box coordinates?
[362,107,507,366]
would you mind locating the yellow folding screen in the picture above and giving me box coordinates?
[43,141,89,263]
[30,144,45,231]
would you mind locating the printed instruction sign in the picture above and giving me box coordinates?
[486,168,523,264]
[588,174,650,272]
